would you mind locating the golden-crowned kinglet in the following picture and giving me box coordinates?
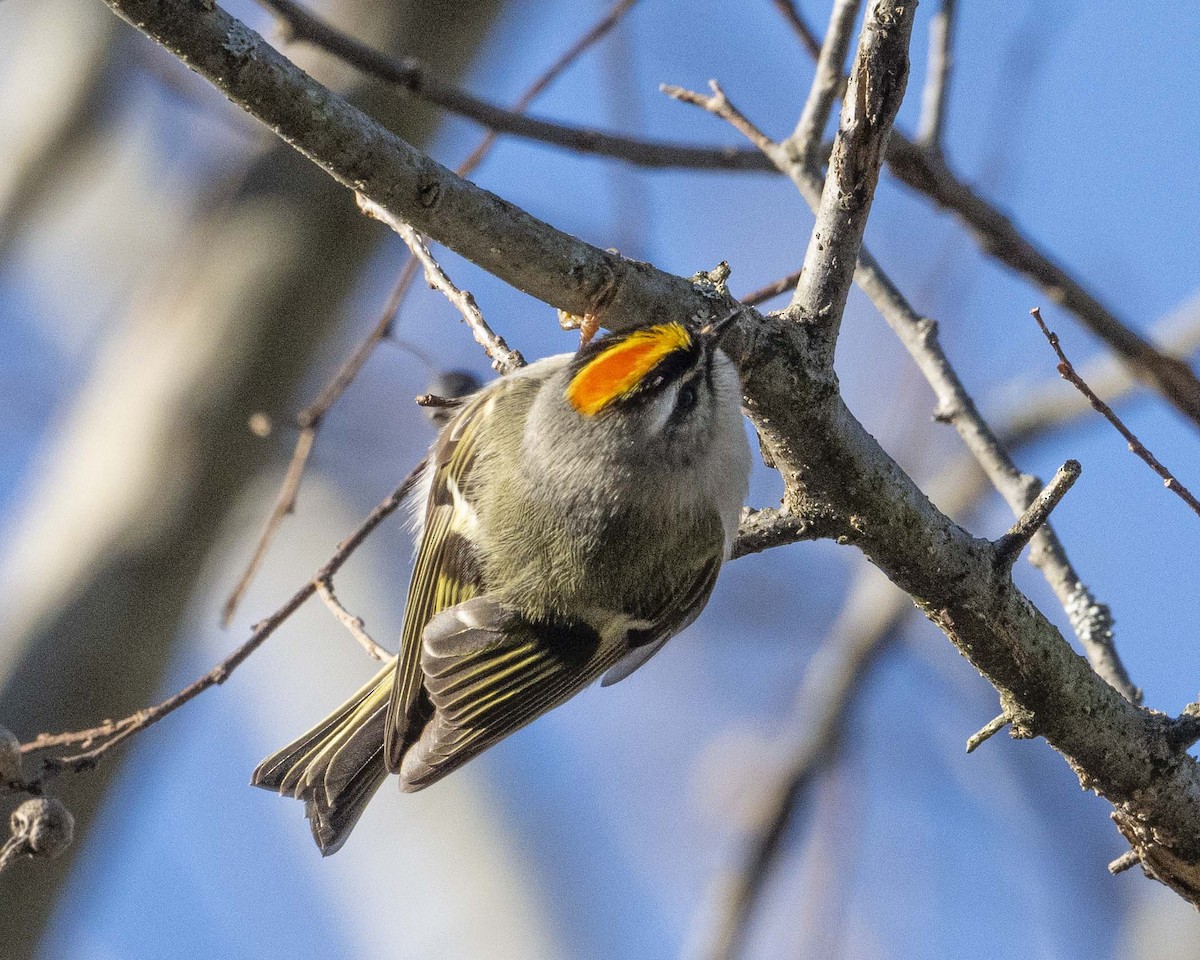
[253,318,751,854]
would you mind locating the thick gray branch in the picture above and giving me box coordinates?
[105,0,704,330]
[788,0,915,359]
[670,62,1139,701]
[244,0,1200,432]
[95,0,1200,903]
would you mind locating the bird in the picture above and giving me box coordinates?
[252,317,751,854]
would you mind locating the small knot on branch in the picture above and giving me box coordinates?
[1167,702,1200,752]
[691,261,732,300]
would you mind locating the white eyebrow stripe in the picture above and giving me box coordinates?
[644,382,679,436]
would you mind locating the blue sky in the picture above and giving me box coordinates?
[3,1,1200,958]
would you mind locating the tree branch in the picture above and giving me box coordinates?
[14,465,425,787]
[1032,309,1200,519]
[785,0,914,356]
[315,576,392,661]
[915,0,957,150]
[966,713,1010,753]
[783,0,859,166]
[669,77,1139,703]
[731,506,846,559]
[255,0,771,173]
[104,0,711,331]
[220,263,414,625]
[253,0,1200,433]
[87,0,1200,903]
[993,459,1081,567]
[767,0,823,60]
[361,199,525,374]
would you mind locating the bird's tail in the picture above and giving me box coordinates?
[251,663,394,856]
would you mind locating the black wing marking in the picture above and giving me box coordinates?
[383,388,500,770]
[398,597,612,790]
[600,554,722,687]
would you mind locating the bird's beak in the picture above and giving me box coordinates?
[699,310,741,348]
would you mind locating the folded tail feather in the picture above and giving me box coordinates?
[252,664,396,856]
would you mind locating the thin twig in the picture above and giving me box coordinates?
[784,0,859,165]
[916,0,957,151]
[1032,309,1200,519]
[221,2,633,622]
[994,460,1081,566]
[692,567,899,960]
[767,0,823,60]
[361,199,525,374]
[739,269,804,308]
[15,465,425,787]
[256,0,768,172]
[453,0,639,172]
[662,83,775,155]
[659,83,828,334]
[1002,292,1200,443]
[221,266,413,625]
[316,576,392,660]
[1109,850,1141,875]
[966,713,1011,753]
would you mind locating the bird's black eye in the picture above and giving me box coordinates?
[676,382,697,414]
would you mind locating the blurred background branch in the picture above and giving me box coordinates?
[691,292,1200,957]
[0,0,504,952]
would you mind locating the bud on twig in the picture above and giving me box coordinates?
[0,797,75,873]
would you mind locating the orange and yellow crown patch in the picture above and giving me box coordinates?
[566,323,694,417]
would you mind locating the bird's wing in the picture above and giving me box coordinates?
[398,596,612,789]
[384,386,503,770]
[600,552,722,687]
